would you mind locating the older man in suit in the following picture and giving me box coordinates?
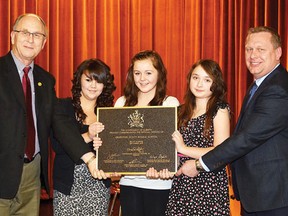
[0,14,104,216]
[176,26,288,215]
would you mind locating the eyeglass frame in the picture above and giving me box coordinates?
[13,30,46,40]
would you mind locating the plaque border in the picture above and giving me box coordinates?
[96,106,178,175]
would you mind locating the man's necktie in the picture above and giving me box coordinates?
[247,82,258,105]
[22,66,35,160]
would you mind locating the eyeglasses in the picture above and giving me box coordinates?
[13,30,46,40]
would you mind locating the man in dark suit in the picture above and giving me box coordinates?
[0,14,103,215]
[176,26,288,215]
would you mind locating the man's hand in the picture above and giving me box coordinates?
[176,159,199,177]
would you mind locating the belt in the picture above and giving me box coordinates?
[24,153,39,163]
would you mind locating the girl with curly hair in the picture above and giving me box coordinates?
[52,58,116,215]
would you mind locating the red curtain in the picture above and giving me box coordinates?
[1,0,287,213]
[1,0,287,122]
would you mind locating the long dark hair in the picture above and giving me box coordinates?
[72,58,116,124]
[178,59,227,136]
[123,50,167,106]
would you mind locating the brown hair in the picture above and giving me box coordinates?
[178,59,227,136]
[246,26,281,49]
[123,50,167,106]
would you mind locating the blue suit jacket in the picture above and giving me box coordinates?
[202,64,288,212]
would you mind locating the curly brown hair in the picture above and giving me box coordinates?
[72,58,116,124]
[178,59,227,136]
[123,50,167,106]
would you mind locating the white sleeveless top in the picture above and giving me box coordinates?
[114,96,180,189]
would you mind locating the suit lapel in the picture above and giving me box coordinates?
[4,53,26,110]
[234,65,281,133]
[234,84,254,132]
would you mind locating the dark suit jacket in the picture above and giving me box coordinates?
[202,64,288,212]
[0,52,91,199]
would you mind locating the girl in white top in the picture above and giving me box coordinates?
[115,50,179,216]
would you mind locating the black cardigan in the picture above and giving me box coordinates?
[51,98,110,195]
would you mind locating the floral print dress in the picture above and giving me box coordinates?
[165,102,230,216]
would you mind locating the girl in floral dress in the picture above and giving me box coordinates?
[149,59,231,215]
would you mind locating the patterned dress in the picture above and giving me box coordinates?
[165,103,230,216]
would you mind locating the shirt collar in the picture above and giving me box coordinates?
[11,50,34,75]
[254,63,280,87]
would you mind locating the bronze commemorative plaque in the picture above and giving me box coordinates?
[96,106,177,174]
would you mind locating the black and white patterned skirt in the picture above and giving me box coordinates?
[53,163,110,215]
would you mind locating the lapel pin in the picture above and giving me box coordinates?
[38,82,42,86]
